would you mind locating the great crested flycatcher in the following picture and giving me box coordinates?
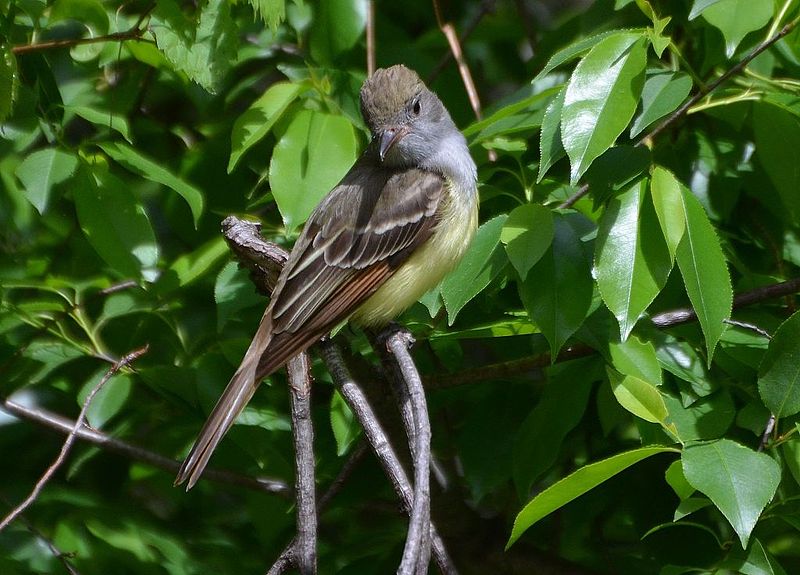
[176,65,478,489]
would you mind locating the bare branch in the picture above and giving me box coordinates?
[319,340,459,575]
[287,354,317,574]
[640,18,800,145]
[1,399,290,496]
[383,329,432,575]
[0,345,149,532]
[366,0,376,76]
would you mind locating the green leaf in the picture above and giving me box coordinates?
[650,166,686,260]
[725,538,788,575]
[15,148,78,214]
[699,0,773,57]
[49,0,110,62]
[463,88,557,141]
[682,439,780,548]
[607,368,669,424]
[249,0,285,31]
[72,165,159,280]
[269,109,359,233]
[519,212,593,357]
[228,81,307,173]
[508,446,678,547]
[78,368,133,428]
[151,0,239,93]
[753,102,800,222]
[607,336,662,384]
[688,0,725,19]
[665,459,695,500]
[538,86,566,182]
[157,237,229,294]
[595,180,672,339]
[441,215,508,324]
[309,0,366,64]
[675,186,732,363]
[0,43,18,123]
[99,142,205,227]
[500,204,553,280]
[330,389,359,456]
[561,33,647,183]
[67,106,132,142]
[214,261,264,331]
[630,71,692,138]
[513,358,597,496]
[758,310,800,418]
[664,390,735,442]
[655,333,715,397]
[533,30,639,82]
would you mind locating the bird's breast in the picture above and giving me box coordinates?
[351,180,479,327]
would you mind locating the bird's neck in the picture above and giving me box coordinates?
[421,130,477,199]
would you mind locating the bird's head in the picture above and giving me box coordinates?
[360,65,454,167]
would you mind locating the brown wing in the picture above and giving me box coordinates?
[176,163,444,489]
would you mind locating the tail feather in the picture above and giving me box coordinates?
[175,314,274,490]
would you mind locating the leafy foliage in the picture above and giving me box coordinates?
[3,0,800,573]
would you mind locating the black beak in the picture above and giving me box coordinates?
[379,126,407,162]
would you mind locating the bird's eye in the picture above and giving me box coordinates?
[412,98,421,116]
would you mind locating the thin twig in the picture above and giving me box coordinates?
[428,0,496,82]
[639,18,800,146]
[429,275,800,389]
[723,319,772,340]
[385,329,432,575]
[0,345,149,532]
[266,441,369,575]
[557,183,589,210]
[759,414,777,452]
[287,353,317,575]
[1,399,291,496]
[11,28,149,55]
[4,507,81,575]
[319,340,459,575]
[651,277,800,328]
[366,0,376,76]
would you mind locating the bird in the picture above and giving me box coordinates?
[175,64,479,489]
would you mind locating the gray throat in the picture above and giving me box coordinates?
[421,129,478,198]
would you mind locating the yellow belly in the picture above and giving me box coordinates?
[351,183,478,327]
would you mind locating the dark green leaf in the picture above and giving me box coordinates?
[330,390,359,456]
[519,212,593,357]
[78,368,133,428]
[513,358,597,496]
[758,310,800,417]
[630,71,692,138]
[675,185,732,363]
[441,215,508,324]
[500,204,553,280]
[72,165,159,280]
[664,389,735,442]
[100,142,205,228]
[682,439,780,548]
[249,0,285,31]
[15,148,78,214]
[533,29,641,82]
[0,43,18,123]
[214,261,265,331]
[753,102,800,221]
[508,446,679,547]
[309,0,366,64]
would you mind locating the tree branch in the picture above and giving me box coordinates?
[1,399,291,496]
[0,345,149,532]
[640,18,800,145]
[287,353,317,575]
